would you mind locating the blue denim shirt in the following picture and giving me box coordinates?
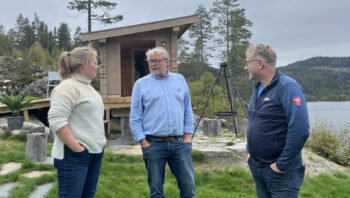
[129,72,194,142]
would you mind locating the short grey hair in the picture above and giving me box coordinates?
[146,47,169,61]
[246,43,277,68]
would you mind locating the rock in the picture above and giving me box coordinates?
[0,117,8,128]
[11,129,30,135]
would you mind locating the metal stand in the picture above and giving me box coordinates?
[192,62,247,139]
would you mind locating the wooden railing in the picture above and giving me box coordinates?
[0,97,132,126]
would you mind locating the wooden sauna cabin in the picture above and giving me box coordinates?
[80,14,198,135]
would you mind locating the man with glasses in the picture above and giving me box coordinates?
[244,43,309,198]
[130,47,195,198]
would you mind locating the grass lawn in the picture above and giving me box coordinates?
[0,137,350,198]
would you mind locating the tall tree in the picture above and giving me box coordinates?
[72,27,83,48]
[0,33,14,56]
[189,4,213,66]
[7,14,36,50]
[32,13,50,50]
[28,42,47,70]
[0,25,5,34]
[211,0,253,106]
[67,0,123,32]
[57,23,72,50]
[211,0,252,71]
[177,38,190,64]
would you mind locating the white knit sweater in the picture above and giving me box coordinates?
[48,73,106,159]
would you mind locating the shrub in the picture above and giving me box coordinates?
[0,128,11,139]
[192,149,206,163]
[0,92,33,116]
[306,120,350,166]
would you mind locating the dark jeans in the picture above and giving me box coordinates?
[248,157,305,198]
[54,145,104,198]
[142,137,196,198]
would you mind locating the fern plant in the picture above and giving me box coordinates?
[0,92,33,117]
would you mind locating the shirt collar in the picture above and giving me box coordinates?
[150,70,171,80]
[73,73,92,84]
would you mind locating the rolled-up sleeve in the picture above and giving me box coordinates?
[129,81,145,142]
[48,95,74,134]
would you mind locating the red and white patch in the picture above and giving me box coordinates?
[293,97,302,106]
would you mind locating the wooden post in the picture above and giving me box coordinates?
[234,118,248,138]
[25,133,47,162]
[171,26,179,73]
[23,110,29,122]
[105,108,110,134]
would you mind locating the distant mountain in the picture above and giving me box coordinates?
[278,56,350,101]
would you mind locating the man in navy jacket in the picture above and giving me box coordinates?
[245,43,309,198]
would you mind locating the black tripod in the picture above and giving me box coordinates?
[192,62,247,139]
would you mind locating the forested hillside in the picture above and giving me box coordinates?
[279,57,350,101]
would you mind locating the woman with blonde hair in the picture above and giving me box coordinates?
[48,45,106,197]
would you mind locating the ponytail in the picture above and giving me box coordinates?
[58,46,97,79]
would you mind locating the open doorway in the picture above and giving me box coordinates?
[134,50,149,81]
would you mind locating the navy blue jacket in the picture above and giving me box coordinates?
[247,70,309,171]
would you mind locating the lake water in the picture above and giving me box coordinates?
[308,101,350,131]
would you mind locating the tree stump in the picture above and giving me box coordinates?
[234,118,248,138]
[202,119,221,136]
[25,133,47,162]
[30,126,45,133]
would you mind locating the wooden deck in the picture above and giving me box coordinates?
[0,97,131,133]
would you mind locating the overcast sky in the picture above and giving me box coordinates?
[0,0,349,67]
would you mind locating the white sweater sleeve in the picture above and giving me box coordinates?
[48,95,74,134]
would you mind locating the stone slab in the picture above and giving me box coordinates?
[0,182,18,197]
[0,162,22,175]
[28,183,54,198]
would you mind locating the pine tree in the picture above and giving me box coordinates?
[211,0,252,71]
[189,5,213,66]
[72,27,83,48]
[32,13,50,50]
[67,0,123,32]
[0,33,14,56]
[7,14,36,50]
[211,0,253,105]
[0,25,5,34]
[177,38,190,64]
[57,23,72,50]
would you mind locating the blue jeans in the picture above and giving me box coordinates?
[142,137,196,198]
[248,157,305,198]
[54,145,104,198]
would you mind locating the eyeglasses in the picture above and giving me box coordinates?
[147,59,167,64]
[245,59,259,65]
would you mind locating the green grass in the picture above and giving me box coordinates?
[0,138,350,198]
